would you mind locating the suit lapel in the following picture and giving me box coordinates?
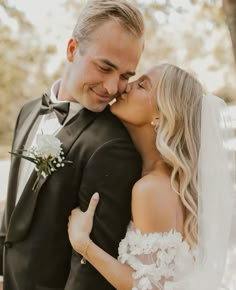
[6,108,99,242]
[5,101,41,227]
[14,100,41,152]
[56,108,99,154]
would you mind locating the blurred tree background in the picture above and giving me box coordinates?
[0,0,57,156]
[0,0,236,159]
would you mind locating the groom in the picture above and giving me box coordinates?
[0,1,144,289]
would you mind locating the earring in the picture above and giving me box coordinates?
[150,120,155,127]
[150,117,159,128]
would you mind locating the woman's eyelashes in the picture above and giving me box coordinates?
[138,81,145,89]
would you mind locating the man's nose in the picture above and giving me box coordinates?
[104,76,119,96]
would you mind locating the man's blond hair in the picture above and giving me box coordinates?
[72,0,144,47]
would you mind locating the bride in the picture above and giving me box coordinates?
[68,63,235,290]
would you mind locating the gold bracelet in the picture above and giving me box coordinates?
[80,239,92,265]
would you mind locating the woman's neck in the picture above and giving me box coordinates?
[124,123,163,176]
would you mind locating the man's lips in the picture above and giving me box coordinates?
[91,89,113,101]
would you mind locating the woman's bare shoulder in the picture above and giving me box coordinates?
[132,170,177,200]
[131,171,179,233]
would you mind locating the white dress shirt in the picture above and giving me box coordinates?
[15,80,83,204]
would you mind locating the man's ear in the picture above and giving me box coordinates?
[66,38,79,62]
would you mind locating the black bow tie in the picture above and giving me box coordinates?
[40,93,70,125]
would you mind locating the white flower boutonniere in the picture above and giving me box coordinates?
[10,134,72,192]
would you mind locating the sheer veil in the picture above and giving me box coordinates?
[196,94,236,290]
[169,94,236,290]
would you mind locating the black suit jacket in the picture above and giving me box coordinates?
[0,97,142,290]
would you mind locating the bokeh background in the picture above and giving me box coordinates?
[0,1,236,286]
[0,0,236,202]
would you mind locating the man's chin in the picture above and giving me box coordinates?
[85,103,109,113]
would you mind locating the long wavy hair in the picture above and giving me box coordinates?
[155,64,204,248]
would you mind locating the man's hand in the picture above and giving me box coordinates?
[68,192,99,256]
[0,281,3,290]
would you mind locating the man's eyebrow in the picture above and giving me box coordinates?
[99,58,136,77]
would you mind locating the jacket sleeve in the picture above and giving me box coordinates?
[65,137,142,289]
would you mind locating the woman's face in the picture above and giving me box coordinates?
[111,66,161,126]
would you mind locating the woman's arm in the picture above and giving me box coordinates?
[68,177,179,290]
[68,193,134,290]
[85,240,133,290]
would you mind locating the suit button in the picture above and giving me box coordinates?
[4,242,12,249]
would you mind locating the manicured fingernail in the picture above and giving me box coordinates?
[93,192,99,199]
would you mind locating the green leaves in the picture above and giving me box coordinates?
[9,151,38,164]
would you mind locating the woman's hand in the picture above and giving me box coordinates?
[68,192,99,256]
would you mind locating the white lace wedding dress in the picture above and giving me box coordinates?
[118,222,195,290]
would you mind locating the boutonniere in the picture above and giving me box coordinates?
[10,134,72,192]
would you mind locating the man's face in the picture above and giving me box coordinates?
[62,20,144,112]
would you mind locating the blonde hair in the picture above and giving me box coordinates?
[155,64,203,248]
[72,0,144,50]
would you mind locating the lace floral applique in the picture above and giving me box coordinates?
[118,222,195,290]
